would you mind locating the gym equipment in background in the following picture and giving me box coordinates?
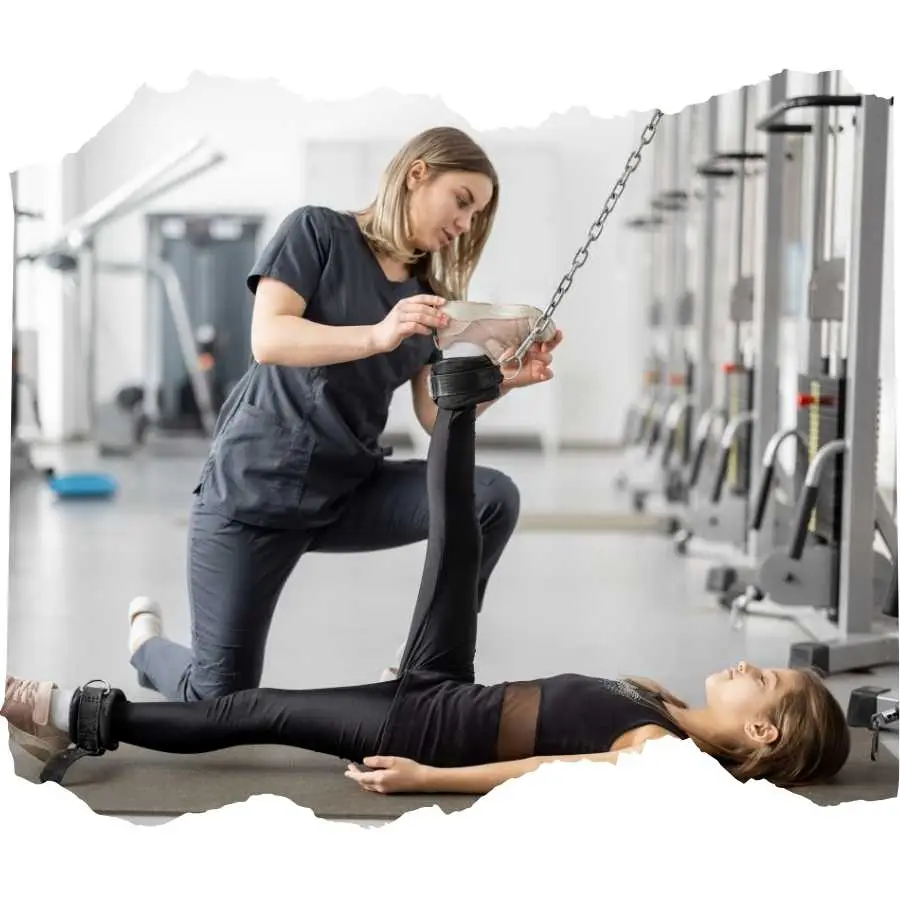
[672,86,767,561]
[17,138,227,466]
[147,213,261,439]
[90,211,263,458]
[612,72,897,678]
[845,581,898,760]
[675,78,799,594]
[727,81,897,675]
[614,110,700,520]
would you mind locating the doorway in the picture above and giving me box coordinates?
[147,213,263,432]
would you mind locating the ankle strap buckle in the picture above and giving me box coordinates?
[82,679,111,696]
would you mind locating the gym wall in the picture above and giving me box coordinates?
[13,156,84,443]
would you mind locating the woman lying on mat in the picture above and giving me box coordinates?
[3,355,851,795]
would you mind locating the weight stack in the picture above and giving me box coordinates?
[796,374,847,546]
[725,363,754,496]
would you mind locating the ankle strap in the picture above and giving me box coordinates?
[39,681,124,785]
[429,355,503,410]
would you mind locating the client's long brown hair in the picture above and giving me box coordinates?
[625,669,850,788]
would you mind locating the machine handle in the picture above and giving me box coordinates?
[710,444,731,504]
[750,427,810,531]
[659,399,691,468]
[715,151,767,161]
[696,150,767,178]
[636,397,660,449]
[883,558,898,619]
[787,437,847,558]
[708,412,754,505]
[645,397,677,455]
[756,94,861,133]
[788,484,819,560]
[625,215,664,229]
[661,422,678,468]
[634,409,650,444]
[688,407,728,488]
[696,164,735,178]
[688,435,708,487]
[652,190,689,212]
[750,463,776,531]
[645,417,661,456]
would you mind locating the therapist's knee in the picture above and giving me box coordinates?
[475,468,521,534]
[185,664,261,702]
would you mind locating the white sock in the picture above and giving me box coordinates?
[49,688,74,733]
[444,341,484,358]
[129,596,163,655]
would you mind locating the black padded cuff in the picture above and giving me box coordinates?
[429,355,503,410]
[39,681,126,785]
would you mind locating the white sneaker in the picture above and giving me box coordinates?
[128,595,164,655]
[379,640,408,681]
[436,301,557,366]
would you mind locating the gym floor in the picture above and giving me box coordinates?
[7,437,898,827]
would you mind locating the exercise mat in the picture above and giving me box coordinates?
[9,726,896,820]
[9,741,475,820]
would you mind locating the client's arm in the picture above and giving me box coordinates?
[346,725,673,795]
[422,752,618,794]
[421,724,671,794]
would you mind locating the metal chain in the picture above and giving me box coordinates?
[509,109,664,367]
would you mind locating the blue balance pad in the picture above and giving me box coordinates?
[47,472,119,498]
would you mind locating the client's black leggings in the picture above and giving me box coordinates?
[109,404,482,763]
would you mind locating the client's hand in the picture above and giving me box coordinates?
[344,756,430,794]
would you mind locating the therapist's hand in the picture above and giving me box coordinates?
[500,329,563,390]
[370,295,448,354]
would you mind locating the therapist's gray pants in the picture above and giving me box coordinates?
[131,460,520,701]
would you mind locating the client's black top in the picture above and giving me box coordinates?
[377,671,687,768]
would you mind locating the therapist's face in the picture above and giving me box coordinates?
[405,164,494,253]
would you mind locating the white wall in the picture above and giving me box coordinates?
[14,155,84,442]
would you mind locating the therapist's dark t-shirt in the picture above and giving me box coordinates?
[194,205,441,529]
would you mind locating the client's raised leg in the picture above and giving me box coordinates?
[396,355,503,682]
